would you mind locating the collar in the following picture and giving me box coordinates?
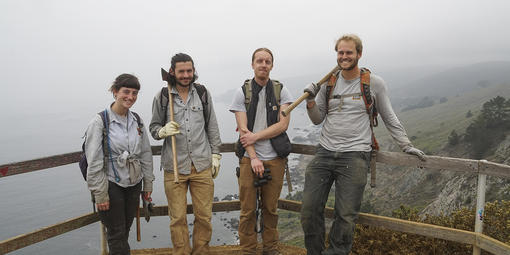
[106,105,134,126]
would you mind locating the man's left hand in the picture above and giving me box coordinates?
[211,154,222,179]
[240,130,258,147]
[404,146,426,161]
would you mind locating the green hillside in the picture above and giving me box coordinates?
[376,82,510,154]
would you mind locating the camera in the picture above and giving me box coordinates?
[253,169,272,187]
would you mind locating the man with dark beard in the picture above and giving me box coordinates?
[300,34,426,255]
[150,53,222,255]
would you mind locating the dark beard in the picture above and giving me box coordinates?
[176,79,191,87]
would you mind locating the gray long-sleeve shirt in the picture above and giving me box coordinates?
[85,107,155,204]
[150,83,222,174]
[307,71,412,152]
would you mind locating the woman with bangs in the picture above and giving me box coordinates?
[84,73,155,255]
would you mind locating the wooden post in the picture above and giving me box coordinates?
[100,222,108,255]
[473,160,487,255]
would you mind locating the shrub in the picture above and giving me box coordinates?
[351,201,510,254]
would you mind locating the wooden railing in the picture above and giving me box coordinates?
[1,143,510,255]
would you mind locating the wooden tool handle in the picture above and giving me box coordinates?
[168,85,179,184]
[136,206,141,242]
[282,66,340,117]
[282,92,309,117]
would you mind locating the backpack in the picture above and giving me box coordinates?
[160,84,209,127]
[242,79,282,111]
[79,110,143,181]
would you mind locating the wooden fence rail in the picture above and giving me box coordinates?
[2,143,510,178]
[2,199,510,254]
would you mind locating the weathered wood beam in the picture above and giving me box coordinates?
[2,144,509,179]
[356,212,476,245]
[0,152,81,178]
[476,233,510,255]
[377,151,479,173]
[141,201,241,218]
[0,212,99,254]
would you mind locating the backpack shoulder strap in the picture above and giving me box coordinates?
[242,79,252,112]
[160,87,169,125]
[131,111,143,127]
[193,83,210,128]
[360,67,373,115]
[271,79,282,104]
[325,70,340,113]
[98,110,108,166]
[131,111,144,135]
[359,68,378,127]
[359,68,380,151]
[99,110,109,137]
[194,83,208,105]
[100,109,121,181]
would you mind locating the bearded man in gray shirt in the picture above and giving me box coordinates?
[150,53,222,255]
[300,34,426,255]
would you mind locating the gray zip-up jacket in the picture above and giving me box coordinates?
[85,107,154,204]
[150,84,222,174]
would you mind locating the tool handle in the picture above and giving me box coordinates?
[282,92,309,117]
[282,66,340,117]
[136,206,141,242]
[168,85,180,184]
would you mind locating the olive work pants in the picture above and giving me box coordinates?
[238,157,286,255]
[301,145,370,255]
[99,181,142,255]
[164,165,214,255]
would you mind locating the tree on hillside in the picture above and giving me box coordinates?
[448,130,460,146]
[481,96,510,128]
[464,96,510,158]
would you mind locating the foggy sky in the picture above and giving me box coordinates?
[2,0,510,94]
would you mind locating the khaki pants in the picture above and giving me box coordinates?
[164,165,214,255]
[238,157,285,255]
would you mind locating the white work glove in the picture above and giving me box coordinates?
[304,83,320,101]
[211,154,222,179]
[403,146,426,161]
[158,121,180,139]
